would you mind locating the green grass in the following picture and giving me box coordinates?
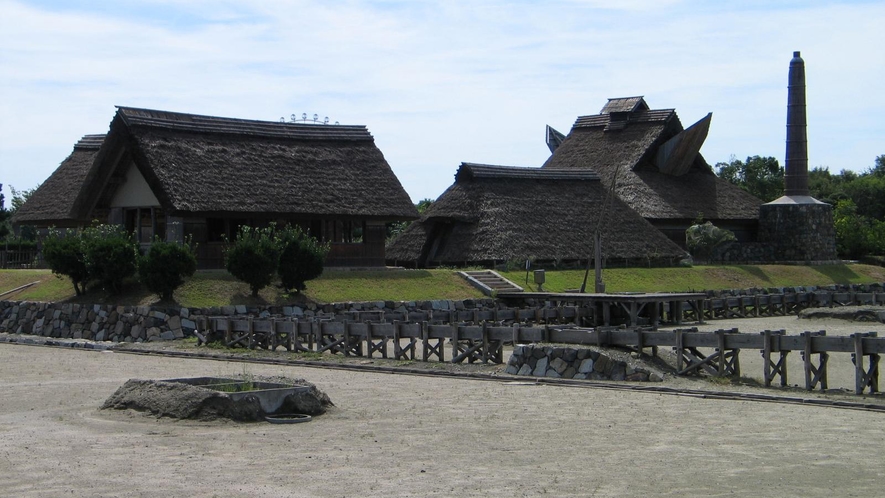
[498,264,885,293]
[0,268,484,307]
[305,270,482,302]
[2,264,883,307]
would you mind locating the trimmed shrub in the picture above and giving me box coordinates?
[138,238,198,301]
[42,228,89,296]
[225,225,280,297]
[278,226,329,293]
[81,224,139,295]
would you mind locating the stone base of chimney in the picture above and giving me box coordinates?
[757,202,837,262]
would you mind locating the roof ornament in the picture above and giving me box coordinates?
[280,113,336,125]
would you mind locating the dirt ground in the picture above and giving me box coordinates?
[1,315,884,497]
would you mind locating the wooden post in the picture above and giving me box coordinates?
[853,332,880,395]
[451,322,459,362]
[421,321,430,361]
[675,329,684,372]
[481,322,489,364]
[393,320,402,359]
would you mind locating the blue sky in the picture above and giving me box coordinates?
[1,0,883,205]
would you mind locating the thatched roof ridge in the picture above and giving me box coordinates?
[542,99,762,221]
[78,107,419,220]
[457,162,599,181]
[117,106,372,141]
[386,164,687,265]
[11,134,106,226]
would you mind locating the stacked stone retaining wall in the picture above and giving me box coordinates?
[505,344,663,382]
[1,282,883,343]
[0,298,514,343]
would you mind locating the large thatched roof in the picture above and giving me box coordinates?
[18,107,418,226]
[11,134,105,226]
[84,107,419,220]
[542,97,762,221]
[386,163,687,266]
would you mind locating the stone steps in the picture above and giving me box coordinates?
[459,270,523,296]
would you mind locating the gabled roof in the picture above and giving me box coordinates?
[386,163,686,265]
[542,97,762,221]
[81,106,418,220]
[11,134,106,226]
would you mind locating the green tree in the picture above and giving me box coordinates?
[225,225,280,297]
[42,229,89,296]
[833,200,885,259]
[81,224,139,295]
[8,185,40,240]
[0,184,9,240]
[872,154,885,177]
[138,238,198,302]
[386,198,434,240]
[843,173,885,221]
[715,156,784,202]
[277,225,329,293]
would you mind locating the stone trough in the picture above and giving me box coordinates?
[164,377,311,414]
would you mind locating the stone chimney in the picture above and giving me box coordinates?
[756,51,837,262]
[784,51,809,197]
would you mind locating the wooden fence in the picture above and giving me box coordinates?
[0,250,42,269]
[199,316,883,395]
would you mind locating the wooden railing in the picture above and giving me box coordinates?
[199,316,884,395]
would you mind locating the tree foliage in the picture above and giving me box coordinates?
[138,238,198,301]
[833,200,885,260]
[42,228,90,296]
[277,225,329,293]
[0,184,9,240]
[80,224,140,294]
[715,156,784,202]
[7,184,40,240]
[685,222,736,260]
[225,225,281,297]
[387,198,434,240]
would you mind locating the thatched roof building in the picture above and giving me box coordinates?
[386,163,687,267]
[15,107,418,267]
[11,134,105,228]
[542,97,763,244]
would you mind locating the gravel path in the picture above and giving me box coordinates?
[2,326,884,497]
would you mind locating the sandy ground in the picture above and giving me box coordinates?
[1,314,885,498]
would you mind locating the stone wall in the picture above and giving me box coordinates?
[505,344,663,382]
[0,298,519,343]
[706,202,838,264]
[757,202,838,262]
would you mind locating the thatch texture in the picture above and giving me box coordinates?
[386,163,686,266]
[542,98,762,222]
[11,134,105,226]
[97,107,417,219]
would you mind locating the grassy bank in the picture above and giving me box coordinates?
[499,264,885,293]
[1,264,883,307]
